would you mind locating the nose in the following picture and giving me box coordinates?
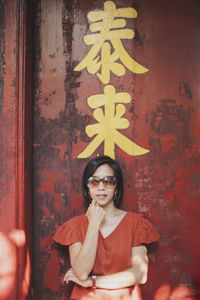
[98,181,105,189]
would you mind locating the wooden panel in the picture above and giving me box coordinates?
[32,0,200,299]
[0,0,32,299]
[0,0,5,108]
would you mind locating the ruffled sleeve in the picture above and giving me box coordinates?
[133,215,160,246]
[53,216,83,246]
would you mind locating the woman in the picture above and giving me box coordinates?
[53,155,160,299]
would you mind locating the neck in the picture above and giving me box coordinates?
[101,201,118,217]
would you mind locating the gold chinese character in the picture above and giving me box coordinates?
[78,85,149,159]
[74,1,149,84]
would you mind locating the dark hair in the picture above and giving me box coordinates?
[82,155,123,208]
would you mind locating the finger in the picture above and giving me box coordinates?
[64,272,70,281]
[63,274,68,282]
[63,268,72,281]
[64,277,69,284]
[64,274,71,283]
[92,199,100,207]
[64,273,76,284]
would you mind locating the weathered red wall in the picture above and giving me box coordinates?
[29,0,200,299]
[0,0,32,299]
[0,0,17,234]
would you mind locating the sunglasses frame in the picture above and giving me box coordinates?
[87,176,117,188]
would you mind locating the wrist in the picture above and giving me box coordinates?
[86,277,93,288]
[91,275,97,289]
[87,222,100,233]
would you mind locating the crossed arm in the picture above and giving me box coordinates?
[64,244,148,289]
[63,202,148,289]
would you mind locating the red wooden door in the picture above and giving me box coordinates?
[31,0,200,299]
[0,1,32,299]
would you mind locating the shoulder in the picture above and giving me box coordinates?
[123,211,149,232]
[126,211,158,230]
[54,214,87,236]
[53,214,88,245]
[127,212,160,245]
[63,214,87,227]
[125,211,141,222]
[126,211,140,218]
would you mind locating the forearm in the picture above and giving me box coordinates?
[70,266,147,290]
[71,223,99,280]
[93,266,147,289]
[67,244,148,289]
[65,267,146,289]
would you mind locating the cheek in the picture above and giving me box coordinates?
[107,188,116,198]
[112,186,117,194]
[88,186,95,197]
[112,190,116,197]
[87,185,92,193]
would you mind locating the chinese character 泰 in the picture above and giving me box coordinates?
[74,1,149,84]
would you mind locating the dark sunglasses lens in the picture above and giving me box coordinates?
[88,177,100,186]
[88,176,117,187]
[103,176,117,186]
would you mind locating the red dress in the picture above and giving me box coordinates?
[53,212,160,300]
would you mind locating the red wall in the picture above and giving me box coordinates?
[0,0,32,299]
[31,1,200,299]
[0,0,199,299]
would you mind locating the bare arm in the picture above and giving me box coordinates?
[68,200,105,281]
[94,245,148,288]
[65,245,148,289]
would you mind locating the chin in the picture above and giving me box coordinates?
[96,200,112,207]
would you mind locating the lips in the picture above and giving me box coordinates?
[96,194,107,199]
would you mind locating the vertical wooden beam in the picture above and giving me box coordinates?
[0,0,5,109]
[0,0,32,298]
[15,0,32,298]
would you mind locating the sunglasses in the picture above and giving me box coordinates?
[87,176,117,188]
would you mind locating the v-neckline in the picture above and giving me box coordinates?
[99,212,129,239]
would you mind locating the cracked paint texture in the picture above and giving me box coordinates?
[31,0,200,299]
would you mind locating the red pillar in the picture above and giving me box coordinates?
[0,0,32,299]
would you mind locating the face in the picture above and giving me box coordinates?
[87,164,117,207]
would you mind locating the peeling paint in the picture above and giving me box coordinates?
[31,0,200,299]
[179,82,193,100]
[0,0,5,109]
